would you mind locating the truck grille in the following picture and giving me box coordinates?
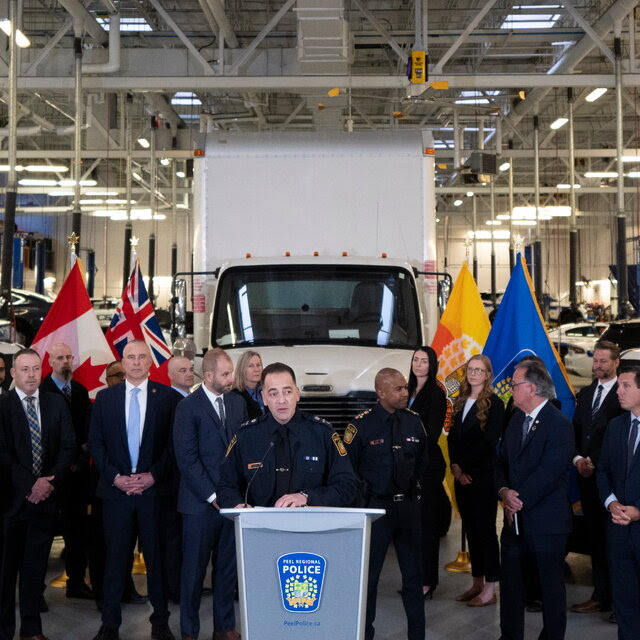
[298,394,378,435]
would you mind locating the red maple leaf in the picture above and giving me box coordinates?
[73,356,108,397]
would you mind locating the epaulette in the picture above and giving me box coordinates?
[238,414,267,430]
[403,407,420,416]
[353,408,372,420]
[307,413,332,428]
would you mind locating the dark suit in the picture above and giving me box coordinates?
[88,380,179,631]
[410,380,448,588]
[573,380,622,607]
[597,412,640,640]
[448,393,504,583]
[40,374,92,590]
[0,390,75,639]
[174,387,247,638]
[496,401,574,640]
[231,388,263,420]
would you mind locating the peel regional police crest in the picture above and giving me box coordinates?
[277,552,326,613]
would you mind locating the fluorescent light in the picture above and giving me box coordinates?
[132,172,142,181]
[499,162,510,172]
[153,214,167,220]
[466,191,474,197]
[627,171,640,178]
[585,88,607,103]
[79,199,104,205]
[25,165,68,173]
[550,117,568,130]
[622,155,640,162]
[58,179,97,187]
[453,199,463,206]
[584,171,618,178]
[486,220,502,225]
[176,171,185,178]
[19,178,57,186]
[0,165,24,171]
[137,138,150,149]
[556,183,581,189]
[455,98,490,105]
[176,203,189,209]
[512,220,537,226]
[105,199,134,205]
[160,158,170,166]
[0,20,30,48]
[497,214,511,220]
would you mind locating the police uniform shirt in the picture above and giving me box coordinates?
[344,404,428,499]
[217,410,357,508]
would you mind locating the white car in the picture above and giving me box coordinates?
[548,322,608,362]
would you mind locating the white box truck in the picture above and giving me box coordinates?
[178,130,446,429]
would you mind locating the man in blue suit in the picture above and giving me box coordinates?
[496,359,574,640]
[174,348,247,640]
[89,340,179,640]
[597,366,640,640]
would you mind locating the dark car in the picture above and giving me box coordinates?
[0,289,55,346]
[599,320,640,353]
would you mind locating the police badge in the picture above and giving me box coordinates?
[277,552,326,613]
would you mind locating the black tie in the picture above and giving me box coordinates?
[391,413,411,492]
[521,415,532,448]
[627,418,639,474]
[275,425,291,499]
[591,384,604,419]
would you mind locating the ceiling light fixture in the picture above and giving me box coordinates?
[584,171,618,178]
[24,165,69,173]
[137,138,150,149]
[499,162,510,172]
[0,19,31,47]
[585,88,607,103]
[550,117,568,130]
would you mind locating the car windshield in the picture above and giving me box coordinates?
[600,323,640,351]
[212,264,421,349]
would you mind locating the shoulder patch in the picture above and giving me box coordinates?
[353,408,372,420]
[344,423,357,445]
[332,432,347,456]
[404,407,420,416]
[225,434,237,457]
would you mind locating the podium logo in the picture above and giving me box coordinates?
[277,552,326,613]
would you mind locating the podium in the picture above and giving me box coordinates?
[221,507,384,640]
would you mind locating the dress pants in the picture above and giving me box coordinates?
[607,522,640,640]
[499,528,567,640]
[420,468,444,588]
[180,509,237,638]
[578,475,611,606]
[101,494,169,629]
[366,497,424,640]
[455,473,500,582]
[158,492,182,602]
[0,512,55,639]
[60,469,91,589]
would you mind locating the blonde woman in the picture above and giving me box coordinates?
[232,350,265,419]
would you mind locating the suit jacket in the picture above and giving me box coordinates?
[410,380,448,479]
[40,374,91,464]
[597,412,640,513]
[496,400,574,535]
[232,388,263,421]
[88,380,179,500]
[449,393,504,477]
[173,386,247,514]
[574,380,622,465]
[0,389,76,517]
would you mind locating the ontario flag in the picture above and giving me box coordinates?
[31,260,112,399]
[105,258,172,385]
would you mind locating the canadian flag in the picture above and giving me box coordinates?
[31,260,113,399]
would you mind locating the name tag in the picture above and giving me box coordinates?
[247,462,263,470]
[370,439,384,446]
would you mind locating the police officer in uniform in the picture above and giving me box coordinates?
[344,367,427,640]
[218,362,357,509]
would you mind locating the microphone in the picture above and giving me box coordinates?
[244,438,276,507]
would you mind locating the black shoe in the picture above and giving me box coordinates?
[66,582,95,600]
[526,600,543,613]
[151,624,175,640]
[92,625,119,640]
[608,612,617,624]
[121,591,148,605]
[39,596,49,613]
[423,586,437,601]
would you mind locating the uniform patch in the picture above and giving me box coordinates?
[332,432,347,456]
[225,434,237,457]
[354,408,372,420]
[405,437,420,443]
[370,438,384,445]
[247,462,263,470]
[303,456,319,461]
[344,423,357,444]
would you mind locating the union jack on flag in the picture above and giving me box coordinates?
[106,258,172,383]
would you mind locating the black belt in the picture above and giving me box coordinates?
[374,493,414,502]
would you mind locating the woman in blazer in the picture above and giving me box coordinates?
[448,354,504,607]
[232,350,265,420]
[407,346,449,600]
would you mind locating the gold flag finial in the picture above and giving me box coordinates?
[130,235,139,249]
[68,232,80,252]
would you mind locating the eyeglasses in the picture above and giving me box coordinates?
[510,380,529,389]
[467,367,487,375]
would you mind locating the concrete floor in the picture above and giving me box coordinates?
[33,510,617,640]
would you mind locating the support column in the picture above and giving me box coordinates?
[615,29,628,317]
[490,179,496,309]
[568,87,579,306]
[71,33,83,240]
[533,115,543,302]
[508,139,515,272]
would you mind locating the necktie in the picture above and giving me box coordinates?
[391,412,411,492]
[61,382,72,400]
[275,425,291,499]
[215,396,227,427]
[25,396,43,476]
[591,384,604,419]
[521,415,532,448]
[128,387,141,472]
[627,418,639,473]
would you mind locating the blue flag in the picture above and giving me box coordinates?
[483,255,575,418]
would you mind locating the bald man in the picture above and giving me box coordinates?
[168,357,195,397]
[41,342,93,599]
[89,340,179,640]
[344,368,428,640]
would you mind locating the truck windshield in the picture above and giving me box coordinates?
[212,265,421,349]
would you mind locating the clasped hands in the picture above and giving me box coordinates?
[114,472,155,495]
[609,500,640,526]
[499,488,524,526]
[27,476,55,503]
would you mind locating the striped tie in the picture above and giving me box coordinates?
[62,382,72,400]
[25,396,43,476]
[591,384,604,420]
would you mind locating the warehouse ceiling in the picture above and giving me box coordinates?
[3,0,640,222]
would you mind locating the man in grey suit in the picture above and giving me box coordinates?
[174,348,247,640]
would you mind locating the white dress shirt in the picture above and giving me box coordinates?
[16,387,41,429]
